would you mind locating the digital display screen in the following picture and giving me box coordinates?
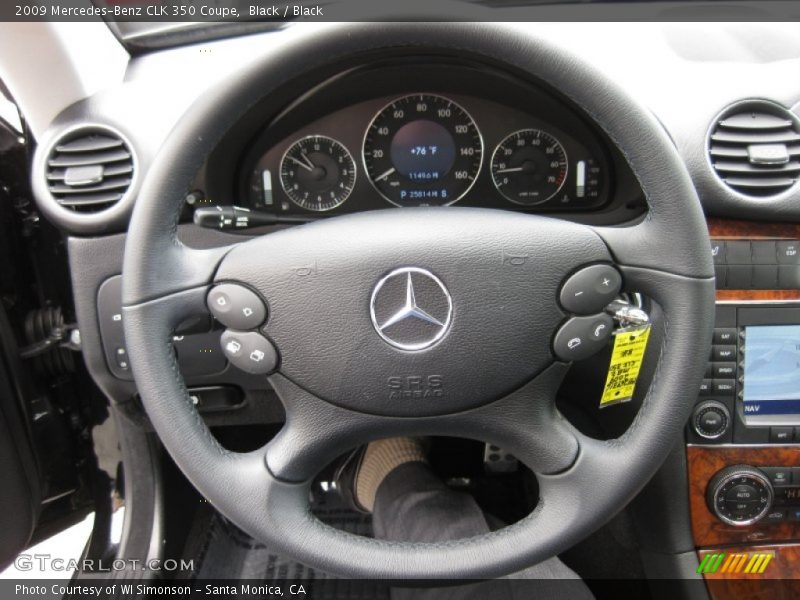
[742,325,800,416]
[390,120,456,182]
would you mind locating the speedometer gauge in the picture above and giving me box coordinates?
[491,129,568,206]
[279,135,356,211]
[363,94,483,207]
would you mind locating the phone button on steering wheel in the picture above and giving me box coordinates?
[553,314,614,362]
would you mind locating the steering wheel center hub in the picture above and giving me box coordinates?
[214,208,611,417]
[369,266,453,351]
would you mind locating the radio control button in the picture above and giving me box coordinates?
[713,345,737,361]
[713,362,736,378]
[713,328,738,344]
[713,379,735,396]
[699,379,713,395]
[770,426,794,444]
[700,411,723,431]
[692,401,730,440]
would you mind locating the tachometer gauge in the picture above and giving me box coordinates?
[491,129,568,206]
[279,135,356,211]
[363,94,483,207]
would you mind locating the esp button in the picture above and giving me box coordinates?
[207,284,267,330]
[559,264,622,315]
[553,314,613,362]
[220,330,278,375]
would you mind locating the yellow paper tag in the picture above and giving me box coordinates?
[600,326,651,408]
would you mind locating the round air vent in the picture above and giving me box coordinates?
[45,127,134,212]
[708,101,800,197]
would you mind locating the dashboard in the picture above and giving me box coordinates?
[198,62,641,225]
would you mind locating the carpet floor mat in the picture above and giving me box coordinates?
[183,491,390,599]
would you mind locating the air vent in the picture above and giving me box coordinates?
[45,128,134,212]
[709,102,800,197]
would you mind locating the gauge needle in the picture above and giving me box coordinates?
[287,156,314,172]
[494,166,525,174]
[374,167,396,182]
[300,152,316,170]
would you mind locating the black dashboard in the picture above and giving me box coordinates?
[198,61,643,225]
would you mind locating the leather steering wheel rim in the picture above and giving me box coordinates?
[122,23,715,579]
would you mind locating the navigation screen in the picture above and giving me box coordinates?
[742,325,800,416]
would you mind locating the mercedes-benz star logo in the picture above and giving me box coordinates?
[370,267,453,351]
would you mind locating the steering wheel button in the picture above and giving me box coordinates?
[559,264,622,315]
[220,330,278,375]
[207,283,267,330]
[553,314,613,362]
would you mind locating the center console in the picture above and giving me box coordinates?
[688,220,800,592]
[688,306,800,446]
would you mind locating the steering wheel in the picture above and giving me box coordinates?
[122,23,715,579]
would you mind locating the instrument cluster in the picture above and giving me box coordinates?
[233,64,618,220]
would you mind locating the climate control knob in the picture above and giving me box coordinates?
[707,465,773,527]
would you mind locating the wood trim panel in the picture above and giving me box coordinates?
[708,218,800,302]
[687,446,800,547]
[716,290,800,302]
[708,218,800,240]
